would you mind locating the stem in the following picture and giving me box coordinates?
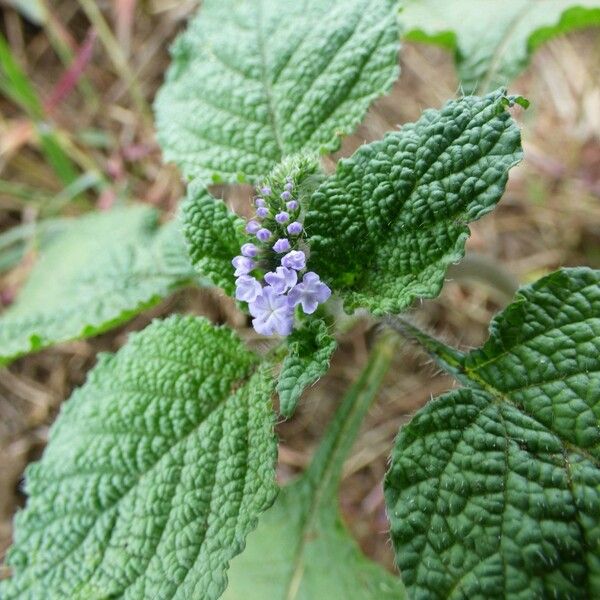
[304,331,397,502]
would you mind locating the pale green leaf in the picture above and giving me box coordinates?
[401,0,600,93]
[385,267,600,598]
[0,206,194,365]
[226,334,407,599]
[305,89,523,315]
[1,316,278,600]
[277,319,337,418]
[155,0,400,182]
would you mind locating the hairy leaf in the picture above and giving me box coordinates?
[385,267,600,598]
[277,319,337,418]
[226,334,406,599]
[0,206,194,365]
[155,0,400,182]
[401,0,600,93]
[1,316,278,600]
[305,89,523,314]
[183,180,247,295]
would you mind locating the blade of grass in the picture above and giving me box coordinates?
[39,0,99,109]
[0,178,53,204]
[0,32,79,186]
[77,0,152,126]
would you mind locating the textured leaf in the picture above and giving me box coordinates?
[155,0,400,182]
[183,180,247,295]
[226,334,407,599]
[401,0,600,93]
[277,319,337,418]
[385,267,600,598]
[305,89,523,315]
[0,206,194,365]
[1,316,278,600]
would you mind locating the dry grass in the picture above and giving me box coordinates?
[0,0,599,574]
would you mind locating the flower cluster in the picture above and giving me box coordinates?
[231,177,331,336]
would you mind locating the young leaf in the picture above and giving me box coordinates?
[183,180,247,295]
[401,0,600,93]
[225,334,407,599]
[0,206,194,366]
[277,318,337,418]
[385,267,600,598]
[155,0,400,182]
[305,89,523,315]
[1,316,278,600]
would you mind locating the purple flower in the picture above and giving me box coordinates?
[281,250,306,271]
[288,272,331,314]
[286,200,299,211]
[249,287,294,336]
[260,186,271,196]
[256,207,269,219]
[235,275,261,302]
[255,198,266,208]
[275,211,289,224]
[264,266,297,294]
[273,238,291,253]
[246,220,260,234]
[284,181,293,192]
[287,221,302,235]
[241,243,258,258]
[232,255,254,277]
[257,228,272,242]
[281,190,292,201]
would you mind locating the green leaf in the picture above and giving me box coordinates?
[305,89,523,315]
[385,267,600,598]
[0,206,194,365]
[401,0,600,93]
[277,318,337,418]
[183,180,247,295]
[1,316,278,600]
[155,0,400,182]
[225,334,407,599]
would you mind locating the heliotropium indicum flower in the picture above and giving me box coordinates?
[288,272,331,314]
[232,175,331,336]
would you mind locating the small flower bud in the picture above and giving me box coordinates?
[255,198,266,208]
[281,250,306,271]
[246,220,260,234]
[241,243,258,258]
[260,186,271,196]
[232,255,255,277]
[273,238,291,253]
[275,211,289,224]
[287,221,302,235]
[281,190,292,201]
[256,207,269,219]
[286,200,299,211]
[284,181,293,192]
[257,228,272,242]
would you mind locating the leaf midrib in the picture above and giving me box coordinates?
[464,370,600,468]
[255,0,285,159]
